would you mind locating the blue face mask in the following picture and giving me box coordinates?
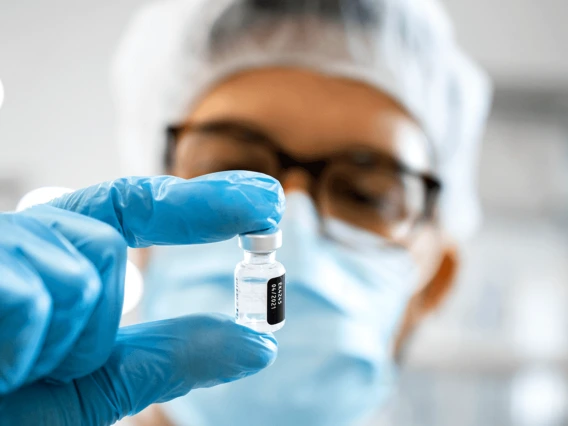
[143,193,419,426]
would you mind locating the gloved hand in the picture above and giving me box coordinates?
[0,171,284,426]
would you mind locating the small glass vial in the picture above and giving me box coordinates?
[235,227,285,332]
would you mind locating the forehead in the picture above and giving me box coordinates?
[188,68,435,174]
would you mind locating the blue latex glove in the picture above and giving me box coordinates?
[0,171,284,426]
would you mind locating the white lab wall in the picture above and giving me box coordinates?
[442,0,568,89]
[414,102,568,367]
[0,0,151,208]
[2,0,568,204]
[372,96,568,425]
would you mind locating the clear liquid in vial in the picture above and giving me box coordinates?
[235,256,285,333]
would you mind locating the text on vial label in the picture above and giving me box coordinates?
[267,274,285,325]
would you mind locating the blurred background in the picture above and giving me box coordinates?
[1,1,567,425]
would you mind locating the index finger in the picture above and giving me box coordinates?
[48,171,285,248]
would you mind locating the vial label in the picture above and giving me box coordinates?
[267,274,285,325]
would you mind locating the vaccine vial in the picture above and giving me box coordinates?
[235,227,285,333]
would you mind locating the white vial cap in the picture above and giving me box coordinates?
[238,227,282,253]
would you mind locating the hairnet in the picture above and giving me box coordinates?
[111,0,492,241]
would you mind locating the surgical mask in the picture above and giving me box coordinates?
[142,192,419,426]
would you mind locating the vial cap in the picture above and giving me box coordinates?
[238,227,282,253]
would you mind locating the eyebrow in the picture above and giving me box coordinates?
[192,119,281,151]
[187,118,438,180]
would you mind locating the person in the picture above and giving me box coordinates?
[110,0,492,425]
[0,173,284,425]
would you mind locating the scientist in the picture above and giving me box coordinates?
[0,0,492,425]
[111,0,492,425]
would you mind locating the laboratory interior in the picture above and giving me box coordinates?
[1,1,567,426]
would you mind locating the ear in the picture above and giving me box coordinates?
[394,247,459,359]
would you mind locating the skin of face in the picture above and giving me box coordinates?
[131,67,459,426]
[173,67,448,288]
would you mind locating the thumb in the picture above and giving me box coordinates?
[0,315,277,426]
[78,314,277,425]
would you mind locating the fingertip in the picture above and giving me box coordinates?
[255,333,278,368]
[187,171,285,239]
[259,332,278,347]
[231,326,279,373]
[233,171,286,226]
[167,314,279,385]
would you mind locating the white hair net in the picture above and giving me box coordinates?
[111,0,492,241]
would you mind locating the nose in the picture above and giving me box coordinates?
[280,168,314,196]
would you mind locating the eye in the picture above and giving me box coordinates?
[174,134,279,177]
[329,174,406,221]
[333,178,378,205]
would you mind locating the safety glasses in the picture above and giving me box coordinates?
[166,120,441,240]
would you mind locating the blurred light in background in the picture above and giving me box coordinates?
[512,278,568,360]
[510,367,568,426]
[16,186,73,211]
[123,260,144,316]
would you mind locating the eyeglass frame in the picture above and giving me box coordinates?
[165,120,442,226]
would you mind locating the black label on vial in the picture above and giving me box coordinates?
[267,274,285,325]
